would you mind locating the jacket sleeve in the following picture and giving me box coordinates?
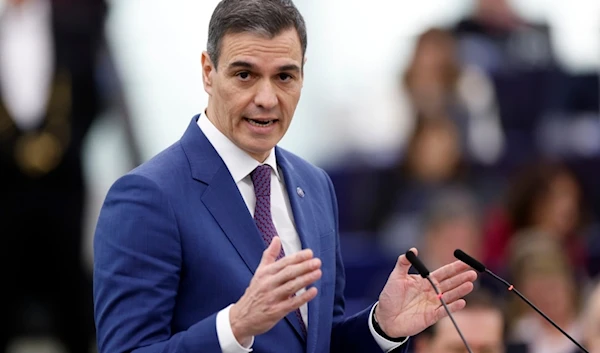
[93,173,221,353]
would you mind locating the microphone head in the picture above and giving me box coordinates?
[454,249,486,273]
[405,250,430,278]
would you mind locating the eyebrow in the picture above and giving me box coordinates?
[228,61,301,73]
[278,64,301,73]
[228,61,254,70]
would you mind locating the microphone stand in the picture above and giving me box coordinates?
[485,269,588,353]
[454,249,589,353]
[425,276,474,353]
[406,251,474,353]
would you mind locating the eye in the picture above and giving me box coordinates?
[278,73,293,81]
[236,72,251,81]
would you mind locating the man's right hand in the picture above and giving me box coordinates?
[229,237,321,344]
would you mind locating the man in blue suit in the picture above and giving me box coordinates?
[93,1,477,352]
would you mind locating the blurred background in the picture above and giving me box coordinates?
[1,0,599,352]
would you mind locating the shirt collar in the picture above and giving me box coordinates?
[198,113,280,183]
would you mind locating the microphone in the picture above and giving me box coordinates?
[453,249,589,353]
[453,250,486,273]
[405,250,474,353]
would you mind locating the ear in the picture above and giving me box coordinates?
[201,51,216,96]
[302,56,308,78]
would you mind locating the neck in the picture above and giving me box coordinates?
[204,106,218,130]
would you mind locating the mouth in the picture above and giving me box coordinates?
[244,117,278,127]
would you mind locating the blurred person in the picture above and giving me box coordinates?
[419,189,481,270]
[453,0,552,74]
[483,161,588,276]
[581,282,600,353]
[0,0,137,352]
[403,28,504,166]
[453,0,600,165]
[365,116,471,250]
[403,29,461,121]
[413,289,505,353]
[381,188,504,301]
[93,1,478,352]
[378,185,481,267]
[402,117,464,185]
[506,233,583,353]
[330,27,504,234]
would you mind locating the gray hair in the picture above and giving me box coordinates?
[207,0,307,69]
[423,188,480,231]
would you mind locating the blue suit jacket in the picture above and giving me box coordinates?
[94,116,406,353]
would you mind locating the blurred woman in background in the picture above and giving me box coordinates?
[483,161,588,276]
[367,115,469,251]
[507,233,583,353]
[403,27,504,166]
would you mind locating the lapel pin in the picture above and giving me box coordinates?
[296,187,305,198]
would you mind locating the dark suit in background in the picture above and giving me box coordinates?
[0,1,107,351]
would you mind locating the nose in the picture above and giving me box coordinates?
[253,80,278,109]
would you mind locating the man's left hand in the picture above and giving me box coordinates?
[375,248,477,338]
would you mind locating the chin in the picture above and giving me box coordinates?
[253,145,277,155]
[243,143,275,158]
[252,137,279,150]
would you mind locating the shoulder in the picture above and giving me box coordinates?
[128,142,189,185]
[107,141,191,199]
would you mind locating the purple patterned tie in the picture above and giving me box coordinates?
[251,165,286,260]
[251,165,307,337]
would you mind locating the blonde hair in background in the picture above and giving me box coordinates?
[506,230,580,330]
[582,282,600,347]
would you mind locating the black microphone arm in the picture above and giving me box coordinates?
[453,249,589,353]
[405,251,474,353]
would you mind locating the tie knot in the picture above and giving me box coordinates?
[251,165,271,197]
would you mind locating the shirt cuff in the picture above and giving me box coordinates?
[216,304,254,353]
[368,302,410,353]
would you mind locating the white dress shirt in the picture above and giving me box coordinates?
[0,0,53,130]
[198,114,406,352]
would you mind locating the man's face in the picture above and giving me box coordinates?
[426,217,481,269]
[417,309,504,353]
[202,28,304,162]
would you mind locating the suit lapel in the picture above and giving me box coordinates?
[181,116,265,275]
[277,148,322,352]
[201,166,267,274]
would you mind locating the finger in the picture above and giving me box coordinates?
[271,258,322,286]
[283,286,318,312]
[440,282,474,304]
[263,248,315,275]
[429,260,471,284]
[272,269,322,299]
[397,247,418,275]
[437,270,477,293]
[435,299,466,321]
[260,237,283,266]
